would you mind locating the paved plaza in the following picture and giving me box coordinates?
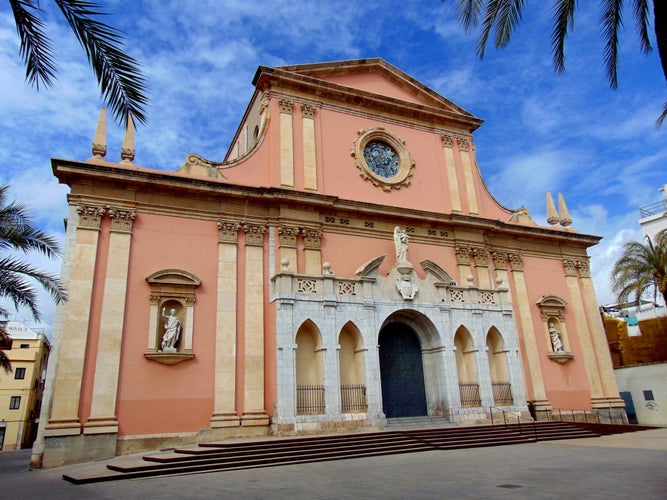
[1,429,666,499]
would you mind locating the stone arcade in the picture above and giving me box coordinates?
[34,59,624,468]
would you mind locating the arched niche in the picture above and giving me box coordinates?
[144,269,201,365]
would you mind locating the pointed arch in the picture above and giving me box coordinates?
[338,321,367,413]
[454,326,481,407]
[295,320,324,414]
[486,327,513,405]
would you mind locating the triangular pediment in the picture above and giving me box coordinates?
[255,58,480,127]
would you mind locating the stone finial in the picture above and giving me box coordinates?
[546,191,559,226]
[557,193,572,227]
[120,114,136,163]
[91,108,107,158]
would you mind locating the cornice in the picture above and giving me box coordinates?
[254,68,483,132]
[52,158,601,248]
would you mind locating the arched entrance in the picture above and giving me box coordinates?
[379,322,428,418]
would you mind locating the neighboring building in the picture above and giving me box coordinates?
[639,183,667,243]
[0,321,50,451]
[602,305,667,425]
[35,59,624,468]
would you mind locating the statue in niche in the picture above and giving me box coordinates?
[161,307,182,351]
[393,226,409,264]
[549,325,564,352]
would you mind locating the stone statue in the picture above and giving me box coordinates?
[549,326,564,352]
[161,307,182,351]
[393,226,409,264]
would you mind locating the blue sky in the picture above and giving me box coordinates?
[0,1,665,332]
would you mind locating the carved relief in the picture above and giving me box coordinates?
[508,253,524,271]
[301,103,315,118]
[218,220,241,243]
[278,226,300,247]
[76,205,106,229]
[455,245,472,265]
[244,223,267,246]
[396,273,418,300]
[457,137,471,152]
[491,251,509,270]
[108,208,136,233]
[351,127,415,191]
[302,228,322,249]
[279,99,294,114]
[441,134,454,148]
[576,259,591,278]
[563,259,578,277]
[471,246,489,266]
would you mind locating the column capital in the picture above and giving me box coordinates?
[244,223,267,246]
[508,252,524,271]
[455,245,472,265]
[108,207,136,233]
[279,98,294,114]
[76,204,106,229]
[218,220,241,243]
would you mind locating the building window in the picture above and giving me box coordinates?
[9,396,21,410]
[643,390,654,401]
[20,344,29,349]
[14,367,26,380]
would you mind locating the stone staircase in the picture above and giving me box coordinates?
[61,421,649,485]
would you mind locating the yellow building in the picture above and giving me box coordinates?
[0,321,50,451]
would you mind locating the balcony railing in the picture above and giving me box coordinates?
[459,382,481,407]
[340,384,367,413]
[296,385,325,415]
[491,382,513,406]
[640,199,667,218]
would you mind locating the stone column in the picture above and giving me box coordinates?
[241,223,269,426]
[492,251,512,301]
[45,205,105,438]
[84,208,136,438]
[301,103,318,190]
[278,225,299,274]
[576,259,624,408]
[508,253,550,413]
[471,246,491,289]
[457,137,479,215]
[279,98,294,187]
[563,259,604,401]
[303,228,322,275]
[454,245,473,284]
[211,221,241,428]
[441,134,462,212]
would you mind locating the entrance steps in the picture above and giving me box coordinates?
[62,421,650,485]
[385,416,453,430]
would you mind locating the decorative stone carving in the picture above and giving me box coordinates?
[471,246,489,266]
[576,259,591,278]
[301,103,315,118]
[441,134,454,148]
[244,223,266,246]
[508,253,523,271]
[351,127,415,191]
[160,307,182,352]
[393,226,410,265]
[457,137,471,152]
[77,205,106,229]
[563,259,578,277]
[108,207,136,233]
[491,251,509,270]
[396,272,418,300]
[303,228,322,249]
[218,220,241,243]
[549,325,564,352]
[322,262,335,276]
[278,226,299,247]
[455,245,472,265]
[279,99,294,114]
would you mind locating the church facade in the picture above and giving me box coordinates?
[35,59,624,467]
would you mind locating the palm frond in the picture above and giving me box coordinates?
[494,0,526,49]
[551,0,576,74]
[601,0,623,89]
[0,328,12,373]
[446,0,485,31]
[631,0,651,55]
[9,0,58,90]
[0,257,67,322]
[54,0,149,126]
[477,1,503,58]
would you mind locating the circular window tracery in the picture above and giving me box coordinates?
[352,127,415,191]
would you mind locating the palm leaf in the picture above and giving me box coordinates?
[601,0,623,89]
[55,0,149,126]
[9,0,58,90]
[551,0,576,74]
